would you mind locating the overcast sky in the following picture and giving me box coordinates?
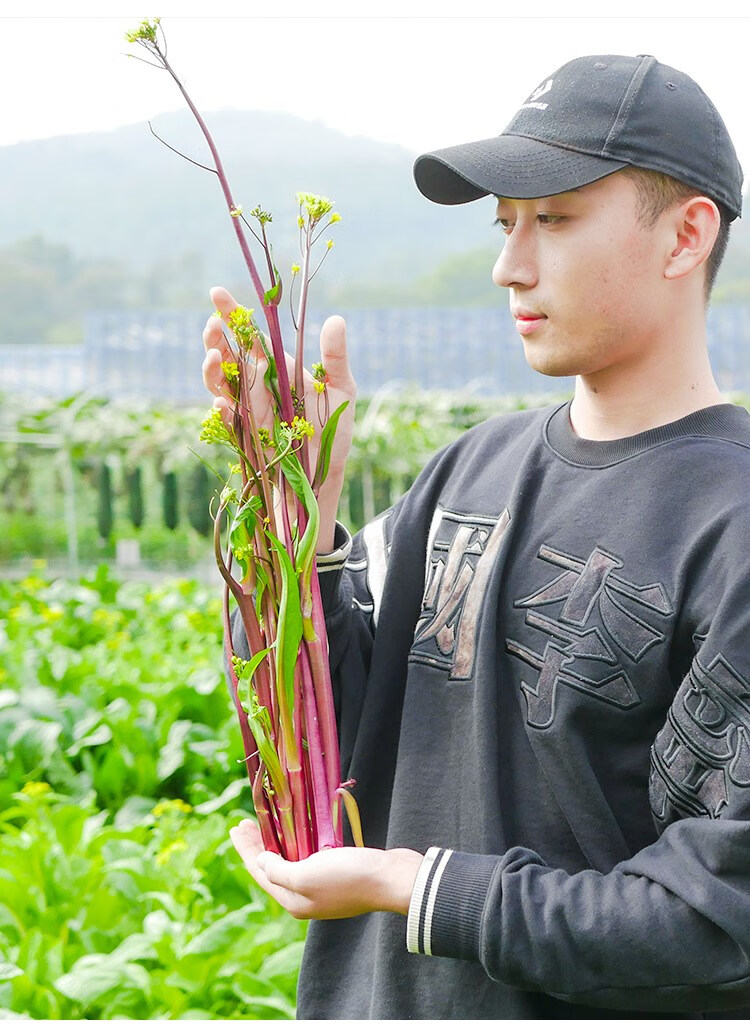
[3,4,749,191]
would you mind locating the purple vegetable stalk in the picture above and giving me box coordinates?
[127,18,362,859]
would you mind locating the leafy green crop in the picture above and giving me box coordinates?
[0,565,306,1019]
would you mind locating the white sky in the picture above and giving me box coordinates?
[2,2,750,191]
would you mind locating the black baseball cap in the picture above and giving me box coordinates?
[413,54,743,220]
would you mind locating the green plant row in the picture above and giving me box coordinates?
[0,564,306,1018]
[0,390,569,564]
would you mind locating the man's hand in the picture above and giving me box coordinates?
[229,819,424,920]
[202,286,356,552]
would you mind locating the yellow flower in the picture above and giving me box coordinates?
[21,781,52,798]
[296,192,334,221]
[326,239,334,251]
[92,608,122,630]
[291,415,315,440]
[226,306,260,351]
[40,604,63,623]
[105,631,129,651]
[230,205,243,218]
[200,408,234,446]
[152,798,193,818]
[125,18,160,44]
[19,575,47,593]
[155,839,188,866]
[291,263,300,275]
[329,212,342,223]
[220,360,239,384]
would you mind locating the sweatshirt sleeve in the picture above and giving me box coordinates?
[407,572,750,1013]
[314,500,409,772]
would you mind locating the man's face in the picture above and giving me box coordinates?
[492,171,670,379]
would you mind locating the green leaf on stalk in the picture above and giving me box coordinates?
[279,452,319,572]
[235,645,274,694]
[255,562,272,627]
[245,696,286,798]
[229,495,263,579]
[265,530,303,726]
[313,401,349,491]
[263,277,281,306]
[279,451,320,639]
[259,338,282,409]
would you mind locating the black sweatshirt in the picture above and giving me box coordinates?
[229,400,750,1019]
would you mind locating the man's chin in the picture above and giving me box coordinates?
[523,350,581,379]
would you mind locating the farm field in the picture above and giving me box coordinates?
[0,564,305,1018]
[3,390,747,1018]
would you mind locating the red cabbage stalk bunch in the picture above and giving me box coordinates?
[126,18,362,859]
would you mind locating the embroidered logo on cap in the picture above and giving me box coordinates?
[521,77,553,111]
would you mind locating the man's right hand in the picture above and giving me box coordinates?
[201,285,356,553]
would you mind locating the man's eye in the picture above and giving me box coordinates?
[537,214,565,225]
[493,216,513,233]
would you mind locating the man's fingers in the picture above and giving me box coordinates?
[212,395,234,429]
[319,315,355,392]
[203,352,228,401]
[202,314,232,357]
[258,850,299,891]
[209,285,241,318]
[229,822,309,916]
[202,311,236,401]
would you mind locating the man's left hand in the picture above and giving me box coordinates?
[229,820,424,920]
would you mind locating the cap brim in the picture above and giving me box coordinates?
[413,134,628,205]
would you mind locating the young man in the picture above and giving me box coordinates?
[209,55,750,1018]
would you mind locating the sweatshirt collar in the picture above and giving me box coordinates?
[544,399,749,468]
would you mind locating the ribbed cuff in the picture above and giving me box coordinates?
[406,847,499,961]
[316,522,352,611]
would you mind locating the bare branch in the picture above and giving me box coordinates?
[157,18,168,59]
[123,52,165,70]
[147,122,217,174]
[239,214,266,248]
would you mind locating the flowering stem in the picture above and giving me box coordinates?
[130,20,360,860]
[150,43,295,425]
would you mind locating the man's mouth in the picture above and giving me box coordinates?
[512,309,547,335]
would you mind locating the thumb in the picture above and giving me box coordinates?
[319,315,355,391]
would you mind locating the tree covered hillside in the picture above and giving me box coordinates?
[0,110,747,343]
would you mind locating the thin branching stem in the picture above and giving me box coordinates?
[148,122,218,174]
[125,52,165,70]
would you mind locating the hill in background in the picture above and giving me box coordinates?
[0,108,748,343]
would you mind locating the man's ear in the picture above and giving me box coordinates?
[663,196,720,283]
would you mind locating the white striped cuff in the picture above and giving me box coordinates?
[406,846,454,955]
[316,521,352,572]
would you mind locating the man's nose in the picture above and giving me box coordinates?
[492,229,538,290]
